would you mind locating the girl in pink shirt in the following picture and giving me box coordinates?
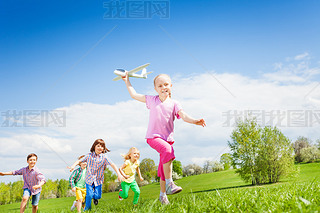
[122,73,206,204]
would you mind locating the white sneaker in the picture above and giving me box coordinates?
[71,200,77,211]
[159,195,170,205]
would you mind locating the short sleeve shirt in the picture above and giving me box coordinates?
[123,160,140,183]
[145,95,182,142]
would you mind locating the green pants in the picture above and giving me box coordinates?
[119,179,140,205]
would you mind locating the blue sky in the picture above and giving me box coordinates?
[1,0,320,182]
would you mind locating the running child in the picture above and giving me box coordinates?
[122,73,206,204]
[69,155,87,212]
[118,147,144,205]
[69,139,123,211]
[0,153,46,213]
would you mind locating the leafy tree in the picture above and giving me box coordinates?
[41,179,58,199]
[292,136,312,162]
[57,179,70,198]
[10,180,23,203]
[102,168,117,193]
[300,146,320,163]
[211,161,224,172]
[172,160,183,176]
[255,126,295,183]
[183,164,203,176]
[139,158,157,183]
[0,182,11,205]
[220,153,232,170]
[229,118,295,185]
[203,160,211,173]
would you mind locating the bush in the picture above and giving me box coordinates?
[300,146,320,163]
[229,118,296,185]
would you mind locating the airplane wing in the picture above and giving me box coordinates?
[112,76,122,81]
[128,63,150,74]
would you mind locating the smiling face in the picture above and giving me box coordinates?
[95,143,105,155]
[154,74,172,101]
[27,156,37,168]
[80,162,87,170]
[129,148,140,162]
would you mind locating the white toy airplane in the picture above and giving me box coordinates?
[113,63,152,81]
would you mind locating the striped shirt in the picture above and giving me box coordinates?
[69,166,86,189]
[13,166,46,195]
[80,152,113,186]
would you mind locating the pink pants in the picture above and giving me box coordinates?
[147,138,175,181]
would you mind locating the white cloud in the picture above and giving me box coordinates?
[1,54,320,182]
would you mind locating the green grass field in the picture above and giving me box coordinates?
[1,162,320,212]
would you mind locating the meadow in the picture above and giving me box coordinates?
[1,162,320,212]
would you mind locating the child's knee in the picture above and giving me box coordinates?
[22,196,29,202]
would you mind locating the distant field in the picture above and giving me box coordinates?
[1,162,320,212]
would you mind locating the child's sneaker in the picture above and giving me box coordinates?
[93,198,99,205]
[166,182,182,195]
[159,195,170,205]
[71,200,77,211]
[118,189,123,201]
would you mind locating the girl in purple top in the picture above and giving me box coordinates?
[0,153,46,213]
[122,73,206,204]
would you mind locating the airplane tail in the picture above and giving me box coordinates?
[142,69,153,79]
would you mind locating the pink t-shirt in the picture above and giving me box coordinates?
[145,95,182,142]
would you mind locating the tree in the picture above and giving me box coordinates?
[182,164,203,176]
[292,136,312,162]
[210,161,224,172]
[172,160,183,176]
[102,168,118,193]
[220,153,232,170]
[57,179,70,198]
[300,146,320,163]
[203,160,211,173]
[139,158,157,183]
[229,118,296,185]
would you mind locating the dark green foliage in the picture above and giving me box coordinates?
[172,160,183,176]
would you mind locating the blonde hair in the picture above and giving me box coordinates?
[121,147,140,161]
[77,155,85,166]
[153,74,172,98]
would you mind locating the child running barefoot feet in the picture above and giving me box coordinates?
[69,155,87,212]
[0,153,46,213]
[118,147,144,205]
[122,73,206,204]
[69,139,123,211]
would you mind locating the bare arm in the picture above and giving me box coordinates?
[122,72,146,103]
[33,180,45,190]
[178,110,206,127]
[0,171,13,176]
[68,160,81,172]
[136,167,144,181]
[119,164,130,179]
[110,163,124,182]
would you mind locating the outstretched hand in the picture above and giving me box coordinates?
[33,185,41,190]
[194,119,206,127]
[67,166,74,172]
[121,71,129,83]
[0,172,4,176]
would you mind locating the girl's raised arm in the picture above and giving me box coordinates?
[122,72,146,103]
[178,110,206,127]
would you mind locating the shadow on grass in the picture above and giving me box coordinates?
[190,181,284,194]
